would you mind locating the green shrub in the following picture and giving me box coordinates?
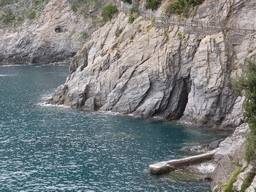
[165,0,205,17]
[163,28,168,36]
[0,0,15,7]
[232,59,256,163]
[240,171,256,192]
[2,9,15,24]
[129,0,139,24]
[101,3,118,22]
[248,48,253,53]
[27,11,36,19]
[146,24,154,31]
[99,20,106,27]
[121,0,132,4]
[81,32,88,39]
[223,167,247,192]
[17,16,24,21]
[115,28,123,37]
[183,8,189,18]
[71,4,78,13]
[145,0,162,11]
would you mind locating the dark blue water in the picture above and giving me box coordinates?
[0,65,223,191]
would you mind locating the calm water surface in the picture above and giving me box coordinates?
[0,65,225,191]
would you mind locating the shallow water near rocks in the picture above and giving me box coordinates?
[0,65,228,191]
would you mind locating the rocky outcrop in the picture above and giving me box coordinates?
[48,12,200,119]
[211,123,250,191]
[47,0,256,126]
[49,6,242,126]
[0,0,97,65]
[211,155,237,192]
[214,123,249,162]
[180,32,237,125]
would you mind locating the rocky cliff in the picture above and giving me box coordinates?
[2,0,256,191]
[0,0,107,65]
[48,0,256,127]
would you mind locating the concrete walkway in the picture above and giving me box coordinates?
[149,149,218,175]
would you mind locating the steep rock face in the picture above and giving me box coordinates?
[0,0,91,65]
[49,13,200,119]
[49,0,256,126]
[180,33,237,125]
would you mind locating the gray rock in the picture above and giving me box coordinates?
[48,0,256,127]
[211,155,236,192]
[221,96,245,127]
[0,0,99,65]
[82,97,95,111]
[208,139,225,150]
[214,123,249,162]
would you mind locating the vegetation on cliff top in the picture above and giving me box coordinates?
[100,3,118,26]
[0,0,49,27]
[165,0,204,18]
[232,59,256,163]
[146,0,162,10]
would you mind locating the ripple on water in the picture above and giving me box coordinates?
[0,65,223,191]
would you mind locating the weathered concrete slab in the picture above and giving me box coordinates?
[149,149,217,175]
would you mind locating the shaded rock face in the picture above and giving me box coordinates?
[49,0,256,126]
[0,0,93,65]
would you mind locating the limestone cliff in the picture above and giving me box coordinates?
[48,0,256,127]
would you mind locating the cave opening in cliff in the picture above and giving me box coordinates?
[55,26,63,33]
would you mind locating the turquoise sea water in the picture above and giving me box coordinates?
[0,65,226,191]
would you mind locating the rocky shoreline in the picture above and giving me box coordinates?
[46,0,256,128]
[1,0,256,191]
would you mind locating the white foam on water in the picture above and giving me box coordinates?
[37,93,70,109]
[0,64,24,67]
[37,101,71,109]
[97,111,120,116]
[0,74,16,77]
[190,163,216,174]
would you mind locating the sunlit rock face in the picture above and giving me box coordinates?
[49,0,256,127]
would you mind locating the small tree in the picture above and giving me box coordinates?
[101,3,118,22]
[232,59,256,163]
[146,0,162,10]
[2,9,15,24]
